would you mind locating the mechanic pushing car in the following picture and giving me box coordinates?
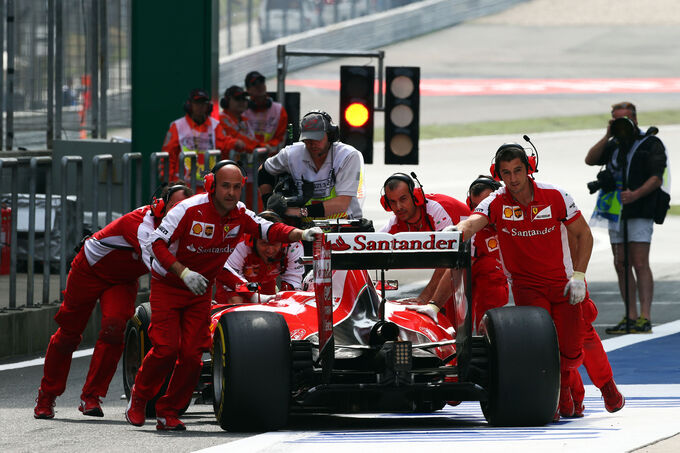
[464,175,510,330]
[453,141,592,422]
[125,160,322,431]
[378,172,470,325]
[214,210,304,304]
[34,183,193,420]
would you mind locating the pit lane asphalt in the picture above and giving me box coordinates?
[3,1,680,450]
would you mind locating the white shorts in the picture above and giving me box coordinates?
[609,218,654,244]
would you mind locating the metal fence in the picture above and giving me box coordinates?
[1,0,131,150]
[0,149,263,309]
[1,0,425,151]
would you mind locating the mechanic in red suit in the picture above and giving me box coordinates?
[34,183,193,419]
[455,143,590,422]
[379,172,470,325]
[215,210,304,304]
[466,176,510,330]
[563,234,625,417]
[125,160,322,431]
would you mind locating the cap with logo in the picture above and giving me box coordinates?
[245,71,266,88]
[224,85,248,100]
[299,113,327,141]
[189,89,210,103]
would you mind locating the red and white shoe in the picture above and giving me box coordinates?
[79,395,104,417]
[156,415,186,431]
[34,389,56,419]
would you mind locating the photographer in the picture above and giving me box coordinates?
[586,102,670,334]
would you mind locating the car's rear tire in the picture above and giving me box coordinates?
[122,302,186,418]
[212,311,291,431]
[479,306,559,426]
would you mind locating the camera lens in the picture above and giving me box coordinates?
[587,180,601,194]
[611,117,636,143]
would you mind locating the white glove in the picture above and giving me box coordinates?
[180,267,208,295]
[301,227,323,242]
[406,302,440,323]
[249,293,276,304]
[442,225,458,232]
[563,271,586,305]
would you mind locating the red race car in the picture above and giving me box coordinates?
[123,220,560,431]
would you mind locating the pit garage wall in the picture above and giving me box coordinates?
[218,0,527,88]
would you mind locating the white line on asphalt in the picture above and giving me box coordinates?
[0,348,94,371]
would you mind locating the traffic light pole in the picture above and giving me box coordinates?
[276,45,385,112]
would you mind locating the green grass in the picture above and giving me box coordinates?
[670,205,680,216]
[374,109,680,141]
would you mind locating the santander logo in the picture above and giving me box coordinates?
[325,232,460,253]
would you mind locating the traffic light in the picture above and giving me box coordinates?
[339,65,375,164]
[385,66,420,165]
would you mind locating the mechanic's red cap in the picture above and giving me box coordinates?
[245,71,265,88]
[189,89,210,103]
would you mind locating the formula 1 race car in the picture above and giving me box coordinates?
[122,220,560,431]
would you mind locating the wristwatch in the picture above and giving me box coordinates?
[300,207,308,217]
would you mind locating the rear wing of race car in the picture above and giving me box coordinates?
[312,231,473,381]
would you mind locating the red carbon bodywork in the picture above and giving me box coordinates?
[209,269,456,361]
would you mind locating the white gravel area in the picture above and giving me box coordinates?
[473,0,680,25]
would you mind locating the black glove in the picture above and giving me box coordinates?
[266,193,288,218]
[300,179,315,205]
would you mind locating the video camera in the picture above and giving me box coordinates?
[265,173,316,226]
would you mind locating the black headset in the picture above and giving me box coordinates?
[301,110,339,142]
[466,175,501,209]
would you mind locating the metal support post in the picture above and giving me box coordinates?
[149,151,170,196]
[60,156,83,295]
[0,158,18,309]
[122,152,142,212]
[92,154,113,231]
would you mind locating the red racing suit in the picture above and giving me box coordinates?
[569,287,614,403]
[161,114,238,185]
[380,193,470,325]
[39,206,158,399]
[474,179,584,375]
[132,194,294,415]
[470,225,509,330]
[215,240,304,303]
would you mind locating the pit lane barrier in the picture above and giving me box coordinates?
[0,147,255,359]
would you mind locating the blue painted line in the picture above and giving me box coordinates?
[582,333,680,385]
